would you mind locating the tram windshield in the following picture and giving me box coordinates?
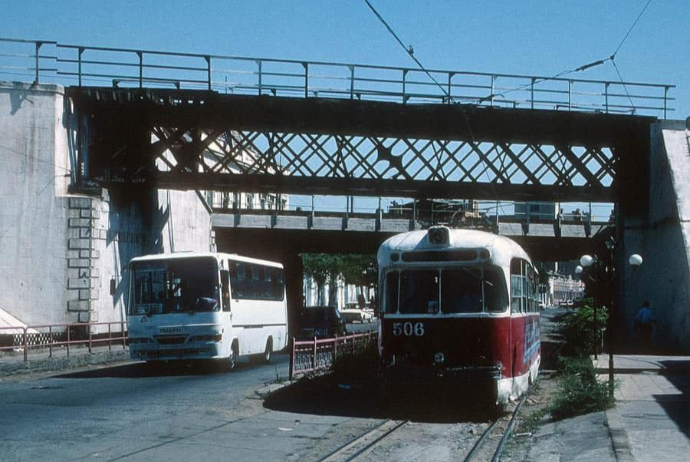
[129,257,219,315]
[384,267,508,314]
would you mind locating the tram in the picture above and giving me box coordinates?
[377,226,540,404]
[127,252,288,369]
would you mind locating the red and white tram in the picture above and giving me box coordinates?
[377,226,540,404]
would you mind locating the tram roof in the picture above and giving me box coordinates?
[378,228,531,267]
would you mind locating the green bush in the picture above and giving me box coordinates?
[561,299,608,356]
[550,355,615,420]
[544,301,617,420]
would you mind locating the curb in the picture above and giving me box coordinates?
[0,350,130,378]
[606,409,638,462]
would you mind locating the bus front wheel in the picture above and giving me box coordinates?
[262,337,273,364]
[226,342,238,371]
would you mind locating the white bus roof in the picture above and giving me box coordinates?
[129,252,284,268]
[378,228,530,268]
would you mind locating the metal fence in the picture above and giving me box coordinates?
[0,37,675,118]
[0,321,127,362]
[289,331,377,380]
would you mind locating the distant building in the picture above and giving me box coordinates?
[302,275,373,310]
[550,275,585,303]
[514,202,557,221]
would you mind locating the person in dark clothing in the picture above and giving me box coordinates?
[635,301,656,351]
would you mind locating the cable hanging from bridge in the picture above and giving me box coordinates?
[605,0,655,115]
[478,0,654,108]
[363,0,532,225]
[363,0,454,104]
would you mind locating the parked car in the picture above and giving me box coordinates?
[340,308,374,323]
[296,306,346,339]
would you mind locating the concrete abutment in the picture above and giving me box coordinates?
[0,82,213,332]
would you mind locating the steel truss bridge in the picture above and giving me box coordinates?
[1,38,673,212]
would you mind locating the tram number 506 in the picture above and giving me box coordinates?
[392,322,425,337]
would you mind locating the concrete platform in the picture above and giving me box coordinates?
[599,354,689,462]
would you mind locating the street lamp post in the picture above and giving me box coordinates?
[605,238,616,398]
[579,254,598,359]
[578,247,644,398]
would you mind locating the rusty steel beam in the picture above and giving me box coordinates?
[67,87,654,203]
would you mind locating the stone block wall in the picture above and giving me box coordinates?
[0,82,213,331]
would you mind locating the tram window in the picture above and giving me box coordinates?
[484,269,509,313]
[384,272,400,313]
[400,270,439,314]
[511,274,523,313]
[441,268,482,313]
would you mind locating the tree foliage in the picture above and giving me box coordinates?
[301,253,376,306]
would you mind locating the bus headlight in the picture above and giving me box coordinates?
[434,352,446,365]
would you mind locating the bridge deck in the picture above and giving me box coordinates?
[211,211,608,239]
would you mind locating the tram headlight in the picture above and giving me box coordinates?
[434,352,446,365]
[428,226,450,245]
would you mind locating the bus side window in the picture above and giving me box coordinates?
[221,270,231,312]
[271,269,285,300]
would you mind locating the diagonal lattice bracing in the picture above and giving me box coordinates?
[142,127,617,201]
[69,88,650,203]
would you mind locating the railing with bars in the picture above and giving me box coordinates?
[0,322,127,362]
[0,37,675,118]
[289,331,377,380]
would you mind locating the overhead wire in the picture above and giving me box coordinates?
[363,0,453,103]
[482,0,654,109]
[611,0,653,61]
[606,0,655,115]
[363,0,520,228]
[362,0,656,223]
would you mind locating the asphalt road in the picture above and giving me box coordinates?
[0,314,556,462]
[0,354,379,462]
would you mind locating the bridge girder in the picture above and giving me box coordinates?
[68,88,653,204]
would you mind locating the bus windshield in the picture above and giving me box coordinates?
[129,257,219,315]
[384,267,508,314]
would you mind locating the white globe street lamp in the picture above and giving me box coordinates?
[575,265,583,275]
[580,254,595,268]
[629,254,643,267]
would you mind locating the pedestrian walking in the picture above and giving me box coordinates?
[634,301,656,351]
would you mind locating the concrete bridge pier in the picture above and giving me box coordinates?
[618,121,690,352]
[0,82,214,332]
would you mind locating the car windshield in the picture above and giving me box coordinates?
[129,257,219,315]
[384,266,508,314]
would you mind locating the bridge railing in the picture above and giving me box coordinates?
[0,321,127,362]
[0,37,674,117]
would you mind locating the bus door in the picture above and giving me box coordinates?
[220,266,233,355]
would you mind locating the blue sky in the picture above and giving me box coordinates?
[3,0,686,116]
[2,0,687,218]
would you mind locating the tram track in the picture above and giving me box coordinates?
[312,395,527,462]
[314,419,410,462]
[463,395,528,462]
